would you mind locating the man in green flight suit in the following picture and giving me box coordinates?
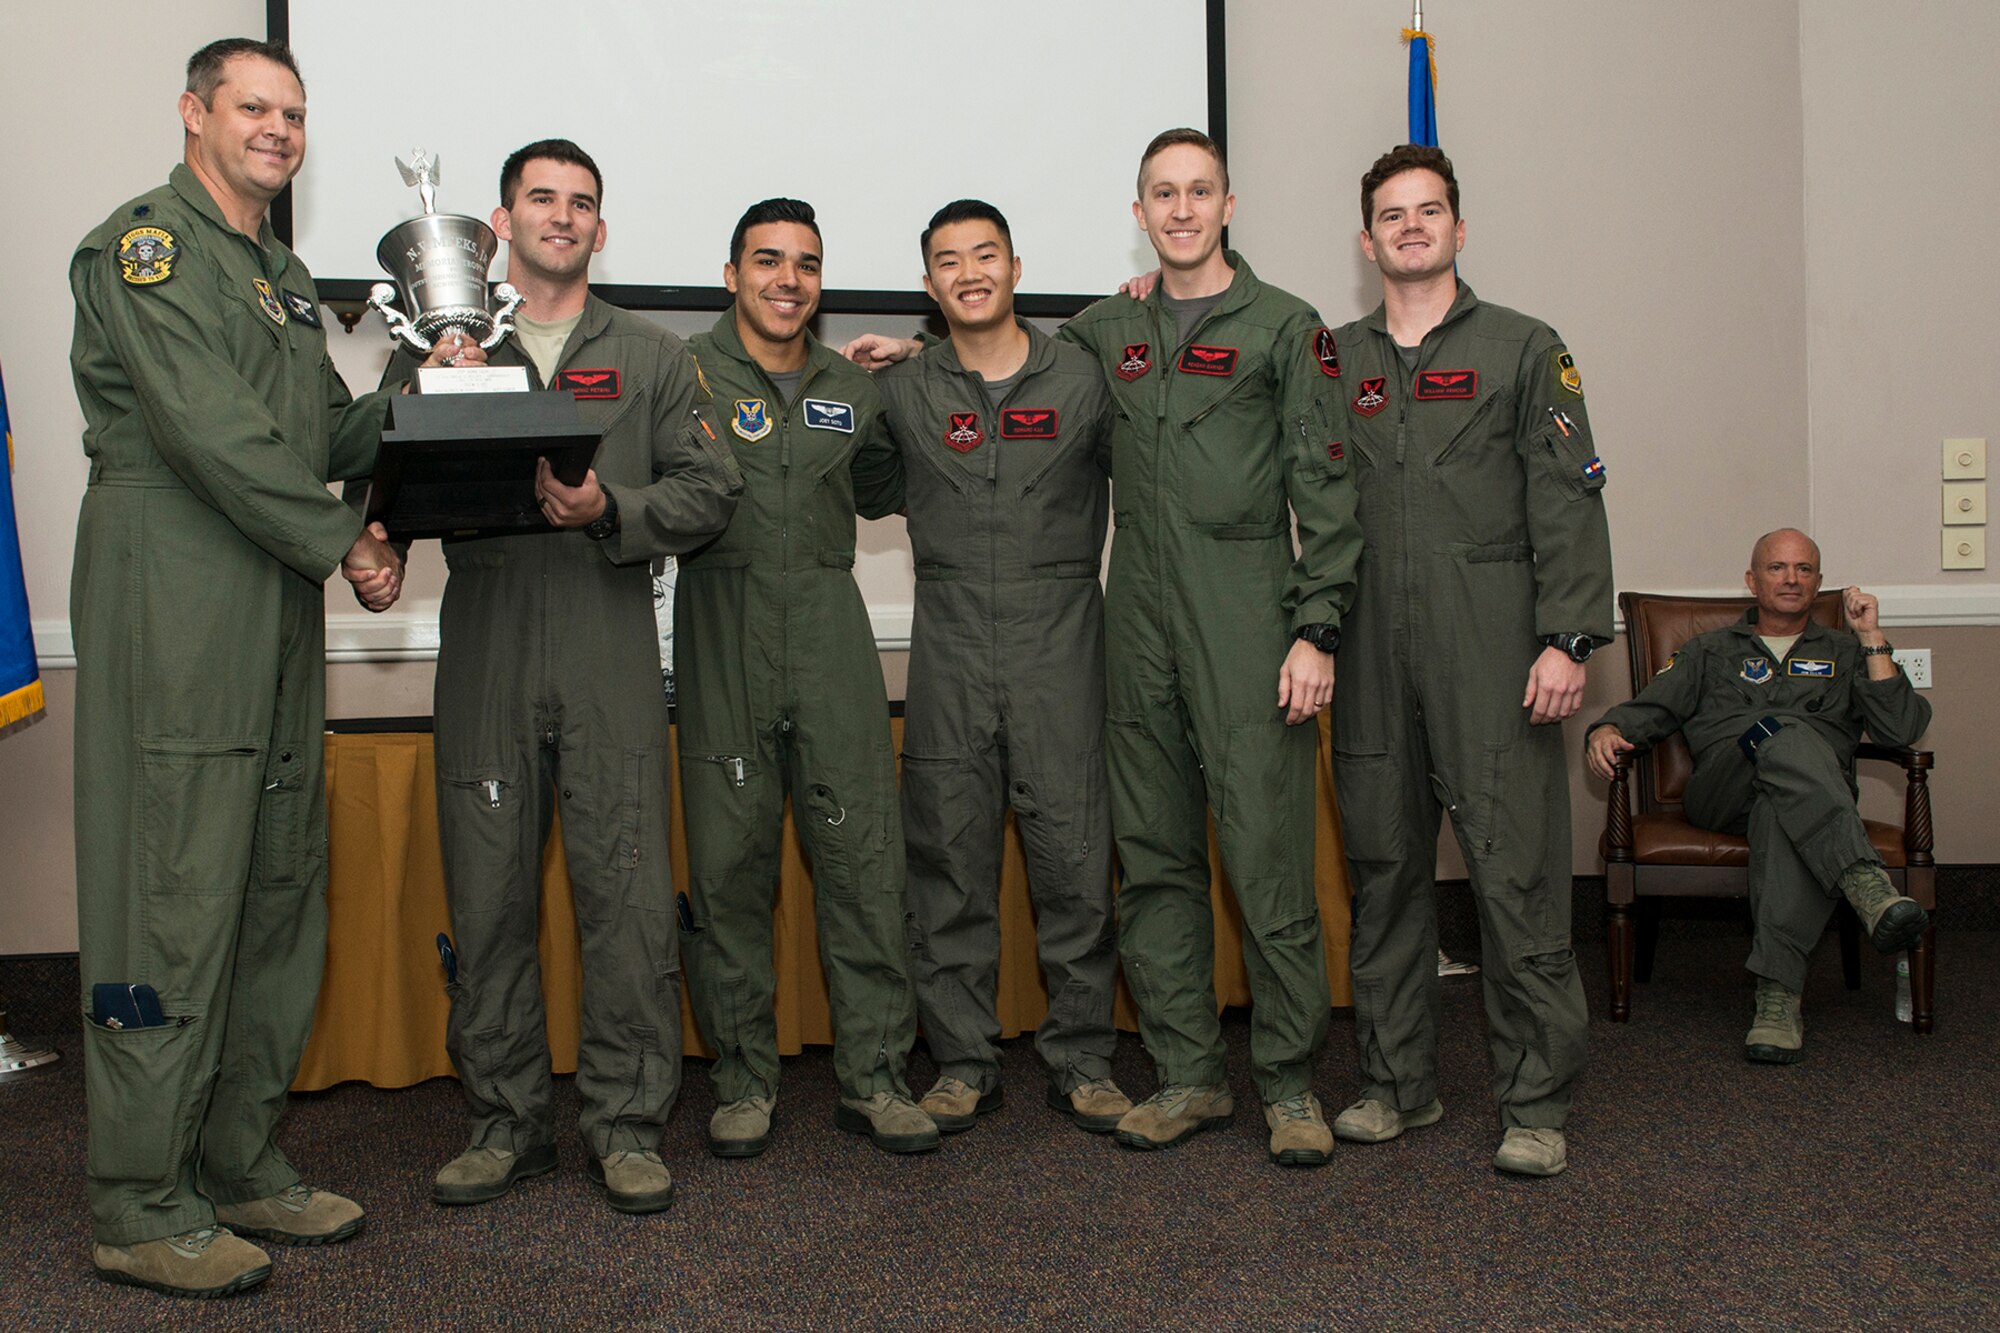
[1326,144,1612,1178]
[875,200,1131,1137]
[1587,529,1931,1063]
[679,199,935,1157]
[845,131,1359,1166]
[385,141,742,1216]
[68,37,453,1298]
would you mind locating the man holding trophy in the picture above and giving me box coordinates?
[374,140,743,1216]
[67,37,463,1299]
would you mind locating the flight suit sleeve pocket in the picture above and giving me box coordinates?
[1533,417,1605,501]
[82,1015,204,1183]
[1293,396,1349,480]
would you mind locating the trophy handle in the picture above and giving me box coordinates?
[481,283,524,350]
[367,282,433,354]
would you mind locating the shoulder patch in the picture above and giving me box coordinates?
[1554,349,1583,396]
[803,398,855,433]
[1313,327,1341,378]
[116,226,177,286]
[1656,651,1679,676]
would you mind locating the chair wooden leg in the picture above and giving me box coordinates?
[1607,902,1633,1023]
[1910,923,1935,1035]
[1837,902,1861,990]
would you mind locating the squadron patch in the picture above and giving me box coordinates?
[1116,343,1152,381]
[1313,327,1341,378]
[115,226,176,286]
[1353,377,1388,417]
[732,398,772,441]
[1788,659,1835,677]
[1739,656,1774,685]
[1176,344,1238,377]
[558,369,621,399]
[1656,651,1680,676]
[282,291,322,328]
[253,278,286,325]
[1554,349,1583,396]
[1413,368,1477,400]
[1000,409,1059,439]
[944,412,984,452]
[803,398,855,433]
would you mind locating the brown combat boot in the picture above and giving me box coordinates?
[1046,1077,1134,1134]
[1263,1093,1334,1168]
[1745,977,1805,1064]
[93,1227,272,1299]
[1838,862,1928,953]
[918,1076,1002,1133]
[214,1183,364,1246]
[1113,1083,1234,1151]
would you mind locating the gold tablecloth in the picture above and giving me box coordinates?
[296,717,1351,1090]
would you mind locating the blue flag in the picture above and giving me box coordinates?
[1405,25,1439,147]
[0,363,46,738]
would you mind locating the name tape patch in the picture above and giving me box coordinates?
[1176,344,1238,377]
[558,369,621,399]
[803,398,855,433]
[1413,368,1477,400]
[999,408,1059,439]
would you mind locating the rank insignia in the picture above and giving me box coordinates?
[1313,327,1341,378]
[115,226,176,286]
[558,369,621,399]
[1555,349,1583,396]
[1353,377,1388,417]
[803,398,855,433]
[1788,659,1835,677]
[1656,651,1680,675]
[282,291,322,328]
[1413,368,1477,400]
[1739,656,1774,685]
[131,204,152,218]
[1583,456,1606,482]
[732,398,772,441]
[1176,344,1238,377]
[944,412,984,452]
[1000,409,1058,439]
[253,278,287,325]
[1116,343,1151,381]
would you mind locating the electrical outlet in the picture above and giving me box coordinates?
[1943,438,1986,480]
[1944,529,1987,570]
[1892,648,1931,689]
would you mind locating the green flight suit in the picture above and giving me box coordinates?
[1590,614,1931,991]
[68,165,390,1244]
[877,320,1119,1095]
[1060,254,1361,1102]
[382,296,740,1158]
[677,312,914,1103]
[1329,282,1612,1130]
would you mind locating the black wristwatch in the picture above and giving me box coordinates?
[585,487,620,541]
[1542,632,1595,663]
[1295,623,1342,654]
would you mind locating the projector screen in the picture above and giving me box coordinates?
[273,1,1223,314]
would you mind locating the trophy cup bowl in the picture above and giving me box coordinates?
[367,152,522,354]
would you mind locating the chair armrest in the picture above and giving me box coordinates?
[1856,744,1935,862]
[1604,755,1635,860]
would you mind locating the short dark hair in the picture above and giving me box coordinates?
[728,198,821,268]
[186,38,303,107]
[499,139,604,211]
[1137,127,1229,195]
[1360,143,1460,228]
[920,199,1013,263]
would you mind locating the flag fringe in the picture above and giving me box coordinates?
[1400,27,1439,93]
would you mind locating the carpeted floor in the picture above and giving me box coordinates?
[4,907,1997,1330]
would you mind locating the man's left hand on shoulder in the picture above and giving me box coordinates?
[1523,645,1587,725]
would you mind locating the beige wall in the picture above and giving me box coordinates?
[3,1,1996,955]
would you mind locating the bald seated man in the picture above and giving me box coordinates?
[1586,529,1931,1063]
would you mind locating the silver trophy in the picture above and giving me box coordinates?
[367,151,523,353]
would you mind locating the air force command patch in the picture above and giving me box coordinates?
[732,398,772,441]
[1554,349,1583,396]
[253,278,287,325]
[1739,656,1774,685]
[944,412,984,452]
[803,398,855,433]
[1116,343,1151,381]
[116,226,176,285]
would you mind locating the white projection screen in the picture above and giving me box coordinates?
[274,1,1223,314]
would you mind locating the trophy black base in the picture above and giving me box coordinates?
[364,393,603,541]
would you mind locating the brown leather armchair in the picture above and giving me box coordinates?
[1599,591,1936,1031]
